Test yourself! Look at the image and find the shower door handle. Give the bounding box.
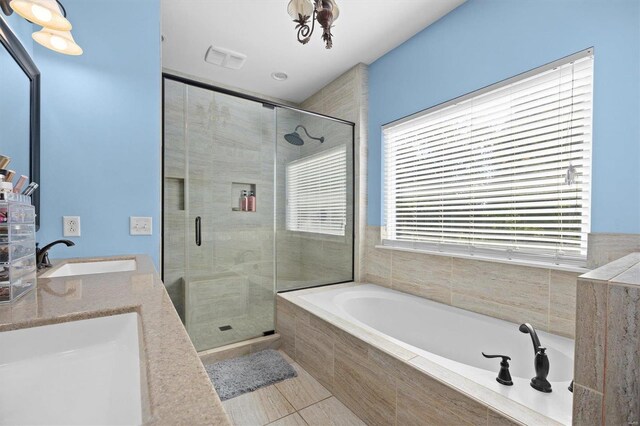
[195,216,202,246]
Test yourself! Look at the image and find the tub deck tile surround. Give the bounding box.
[603,280,640,425]
[0,255,230,425]
[574,280,608,392]
[574,252,640,425]
[276,284,564,426]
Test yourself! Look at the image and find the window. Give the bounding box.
[383,51,593,266]
[286,146,347,236]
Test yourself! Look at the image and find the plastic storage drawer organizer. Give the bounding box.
[0,193,36,303]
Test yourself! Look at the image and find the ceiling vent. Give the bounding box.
[204,46,247,70]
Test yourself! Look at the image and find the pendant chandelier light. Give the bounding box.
[32,27,82,55]
[288,0,339,49]
[1,0,83,55]
[9,0,70,30]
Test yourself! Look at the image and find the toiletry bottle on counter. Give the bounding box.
[0,176,12,195]
[248,191,256,212]
[0,178,13,224]
[240,190,248,211]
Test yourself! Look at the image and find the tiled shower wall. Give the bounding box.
[300,63,368,282]
[286,112,354,287]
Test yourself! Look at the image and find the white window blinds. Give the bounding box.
[383,52,593,265]
[287,146,347,236]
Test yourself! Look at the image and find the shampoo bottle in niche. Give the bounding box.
[248,191,256,212]
[240,190,248,211]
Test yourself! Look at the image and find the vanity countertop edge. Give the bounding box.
[0,254,230,426]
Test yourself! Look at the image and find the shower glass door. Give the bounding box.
[164,78,275,351]
[275,108,354,292]
[163,76,354,352]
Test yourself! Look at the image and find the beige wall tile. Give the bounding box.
[391,251,452,304]
[574,279,608,392]
[587,233,640,268]
[572,383,603,426]
[549,270,579,337]
[301,64,367,282]
[451,259,549,330]
[222,386,295,426]
[604,283,640,425]
[298,396,365,426]
[364,246,391,286]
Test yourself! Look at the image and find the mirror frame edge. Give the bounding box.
[0,15,41,230]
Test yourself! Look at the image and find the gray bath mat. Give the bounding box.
[205,349,297,401]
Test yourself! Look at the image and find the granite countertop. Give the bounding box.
[0,254,230,425]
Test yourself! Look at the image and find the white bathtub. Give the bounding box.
[299,284,574,425]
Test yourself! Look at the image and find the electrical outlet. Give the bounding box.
[130,216,152,235]
[63,216,81,237]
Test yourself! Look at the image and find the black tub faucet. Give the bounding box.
[36,240,75,269]
[482,353,513,386]
[519,323,552,393]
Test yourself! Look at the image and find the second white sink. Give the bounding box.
[43,259,137,278]
[0,313,143,425]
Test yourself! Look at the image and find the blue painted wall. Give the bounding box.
[7,0,162,264]
[368,0,640,233]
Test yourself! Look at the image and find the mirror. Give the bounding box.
[0,16,41,229]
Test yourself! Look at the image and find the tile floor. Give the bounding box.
[221,351,365,426]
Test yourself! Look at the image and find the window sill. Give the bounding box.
[286,230,348,243]
[374,244,590,274]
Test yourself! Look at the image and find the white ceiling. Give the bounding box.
[161,0,465,103]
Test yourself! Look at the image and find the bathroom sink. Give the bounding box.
[42,258,137,278]
[0,313,142,425]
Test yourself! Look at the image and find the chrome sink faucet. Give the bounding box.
[519,322,552,393]
[36,240,75,269]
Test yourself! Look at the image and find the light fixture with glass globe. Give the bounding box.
[288,0,339,49]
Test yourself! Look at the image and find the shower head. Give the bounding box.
[284,125,324,146]
[284,131,305,146]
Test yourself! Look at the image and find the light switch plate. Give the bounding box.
[130,217,152,236]
[63,216,81,237]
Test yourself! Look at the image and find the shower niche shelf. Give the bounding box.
[231,182,256,212]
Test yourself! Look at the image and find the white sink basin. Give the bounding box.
[43,259,137,278]
[0,313,143,425]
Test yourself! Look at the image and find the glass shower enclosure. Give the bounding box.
[162,75,354,352]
